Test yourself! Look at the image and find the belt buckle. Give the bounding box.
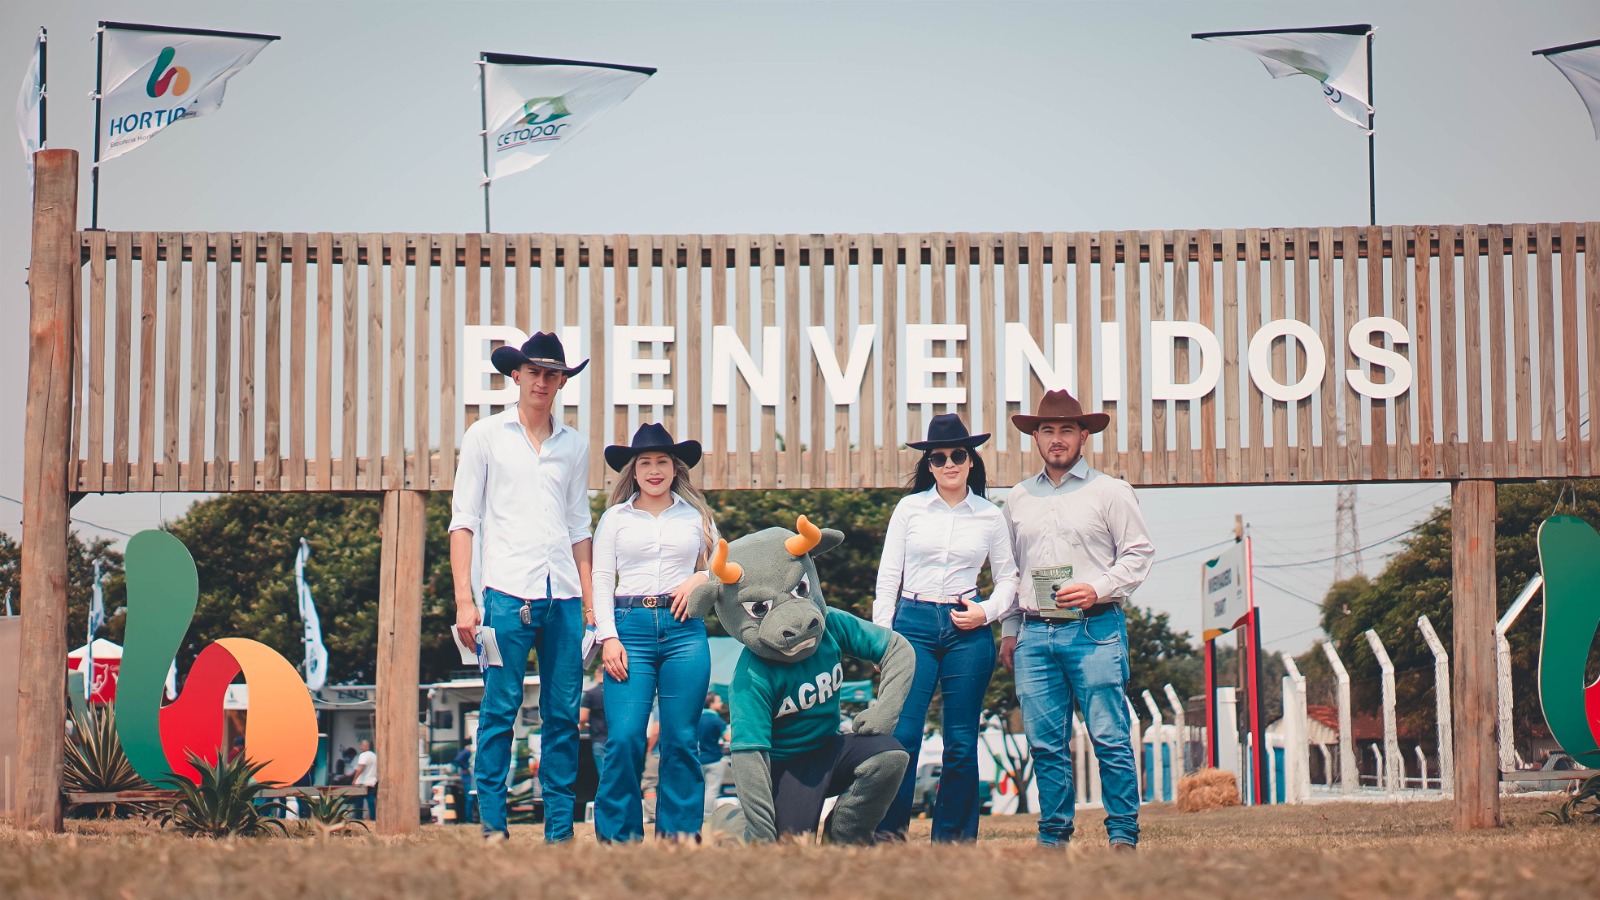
[641,595,662,609]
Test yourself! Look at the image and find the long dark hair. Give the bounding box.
[905,447,987,500]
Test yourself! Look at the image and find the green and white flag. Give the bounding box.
[480,53,655,182]
[1535,38,1600,140]
[98,22,277,162]
[15,27,43,177]
[1195,24,1373,131]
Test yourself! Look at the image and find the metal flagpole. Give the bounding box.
[1367,30,1376,226]
[91,24,105,229]
[479,57,492,233]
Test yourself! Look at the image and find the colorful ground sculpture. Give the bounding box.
[115,530,318,786]
[1534,515,1600,767]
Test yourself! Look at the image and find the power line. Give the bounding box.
[1254,574,1326,608]
[1256,509,1447,570]
[0,494,133,538]
[1151,538,1235,568]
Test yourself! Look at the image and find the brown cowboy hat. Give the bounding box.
[1011,389,1110,434]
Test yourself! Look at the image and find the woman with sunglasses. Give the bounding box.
[592,423,719,843]
[873,413,1020,842]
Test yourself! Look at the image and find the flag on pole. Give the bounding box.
[481,53,655,182]
[1535,38,1600,140]
[87,561,106,702]
[295,538,329,692]
[1194,24,1373,131]
[16,26,44,177]
[98,22,277,163]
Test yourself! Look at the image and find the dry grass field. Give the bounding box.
[4,795,1598,899]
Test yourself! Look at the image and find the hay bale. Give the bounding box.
[1176,768,1241,812]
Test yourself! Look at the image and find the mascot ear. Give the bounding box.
[813,528,846,557]
[688,580,722,620]
[691,538,740,619]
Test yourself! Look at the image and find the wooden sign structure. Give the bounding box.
[18,148,1597,833]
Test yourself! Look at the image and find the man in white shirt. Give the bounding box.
[352,739,378,820]
[1000,390,1154,852]
[450,331,594,842]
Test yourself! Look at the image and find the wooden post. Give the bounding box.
[18,149,78,833]
[1451,479,1501,829]
[375,489,426,834]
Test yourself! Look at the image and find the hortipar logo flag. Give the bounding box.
[1194,24,1373,131]
[481,53,655,181]
[98,22,278,162]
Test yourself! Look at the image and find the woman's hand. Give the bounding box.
[670,572,710,621]
[602,638,629,682]
[583,605,596,628]
[950,598,988,630]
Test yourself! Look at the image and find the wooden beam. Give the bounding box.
[19,149,78,833]
[375,489,426,834]
[1451,479,1501,830]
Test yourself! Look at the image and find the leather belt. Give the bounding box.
[901,589,979,605]
[1024,603,1115,624]
[614,594,671,609]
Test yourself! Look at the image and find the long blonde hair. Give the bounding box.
[608,455,719,566]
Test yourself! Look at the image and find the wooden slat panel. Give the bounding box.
[880,234,899,481]
[513,233,531,332]
[111,232,132,492]
[1292,227,1312,480]
[587,234,607,489]
[1535,223,1558,475]
[809,233,827,488]
[365,233,385,491]
[759,234,778,487]
[263,233,283,490]
[540,234,558,337]
[1123,230,1144,484]
[1220,229,1241,482]
[733,234,753,489]
[388,235,407,490]
[931,232,950,422]
[1316,227,1337,481]
[1172,229,1193,484]
[1003,233,1023,480]
[86,231,107,493]
[1343,227,1363,481]
[340,233,361,489]
[638,233,655,430]
[685,234,704,460]
[1196,229,1218,483]
[1412,225,1436,478]
[413,234,431,489]
[782,233,801,488]
[709,234,729,489]
[488,234,507,419]
[1392,226,1414,479]
[662,235,680,437]
[957,232,976,430]
[1244,227,1264,481]
[1461,225,1484,478]
[161,233,183,491]
[1266,228,1287,480]
[1439,225,1459,477]
[1148,229,1167,486]
[1486,225,1509,475]
[463,233,482,433]
[439,233,458,488]
[858,232,877,488]
[136,232,158,491]
[238,233,258,490]
[833,233,851,486]
[978,235,1001,482]
[1367,226,1390,481]
[212,233,233,491]
[562,234,582,432]
[186,231,208,492]
[1027,232,1046,430]
[1559,222,1580,475]
[1510,225,1533,475]
[1075,232,1096,481]
[306,233,325,491]
[1589,222,1600,475]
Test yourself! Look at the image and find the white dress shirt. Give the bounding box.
[1000,457,1155,638]
[591,492,714,642]
[448,408,592,601]
[873,488,1021,628]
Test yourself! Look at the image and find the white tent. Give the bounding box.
[67,638,123,662]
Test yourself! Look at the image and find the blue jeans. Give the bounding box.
[477,587,584,841]
[595,606,711,842]
[878,597,996,841]
[1014,608,1139,847]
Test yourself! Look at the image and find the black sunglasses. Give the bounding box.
[926,449,970,467]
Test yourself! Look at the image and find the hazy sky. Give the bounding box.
[4,0,1597,656]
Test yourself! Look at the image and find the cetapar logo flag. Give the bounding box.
[98,22,278,162]
[481,53,655,182]
[1536,39,1600,140]
[1195,25,1373,131]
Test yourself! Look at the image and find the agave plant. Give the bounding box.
[63,707,152,819]
[296,789,369,836]
[155,751,291,838]
[1541,772,1600,825]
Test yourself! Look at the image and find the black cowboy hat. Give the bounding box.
[605,422,703,472]
[490,331,589,377]
[906,413,991,451]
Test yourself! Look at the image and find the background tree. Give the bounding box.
[0,530,125,649]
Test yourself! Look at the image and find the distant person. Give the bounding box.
[352,739,378,820]
[455,744,477,824]
[332,746,357,785]
[228,736,245,763]
[581,682,609,774]
[698,693,730,814]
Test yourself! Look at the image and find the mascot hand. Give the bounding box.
[851,702,898,736]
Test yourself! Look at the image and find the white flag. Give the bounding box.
[1195,25,1373,131]
[89,560,106,637]
[165,660,178,701]
[98,22,277,163]
[16,27,43,177]
[481,53,655,182]
[1536,39,1600,140]
[295,538,329,692]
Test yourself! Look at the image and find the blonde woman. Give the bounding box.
[592,423,718,842]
